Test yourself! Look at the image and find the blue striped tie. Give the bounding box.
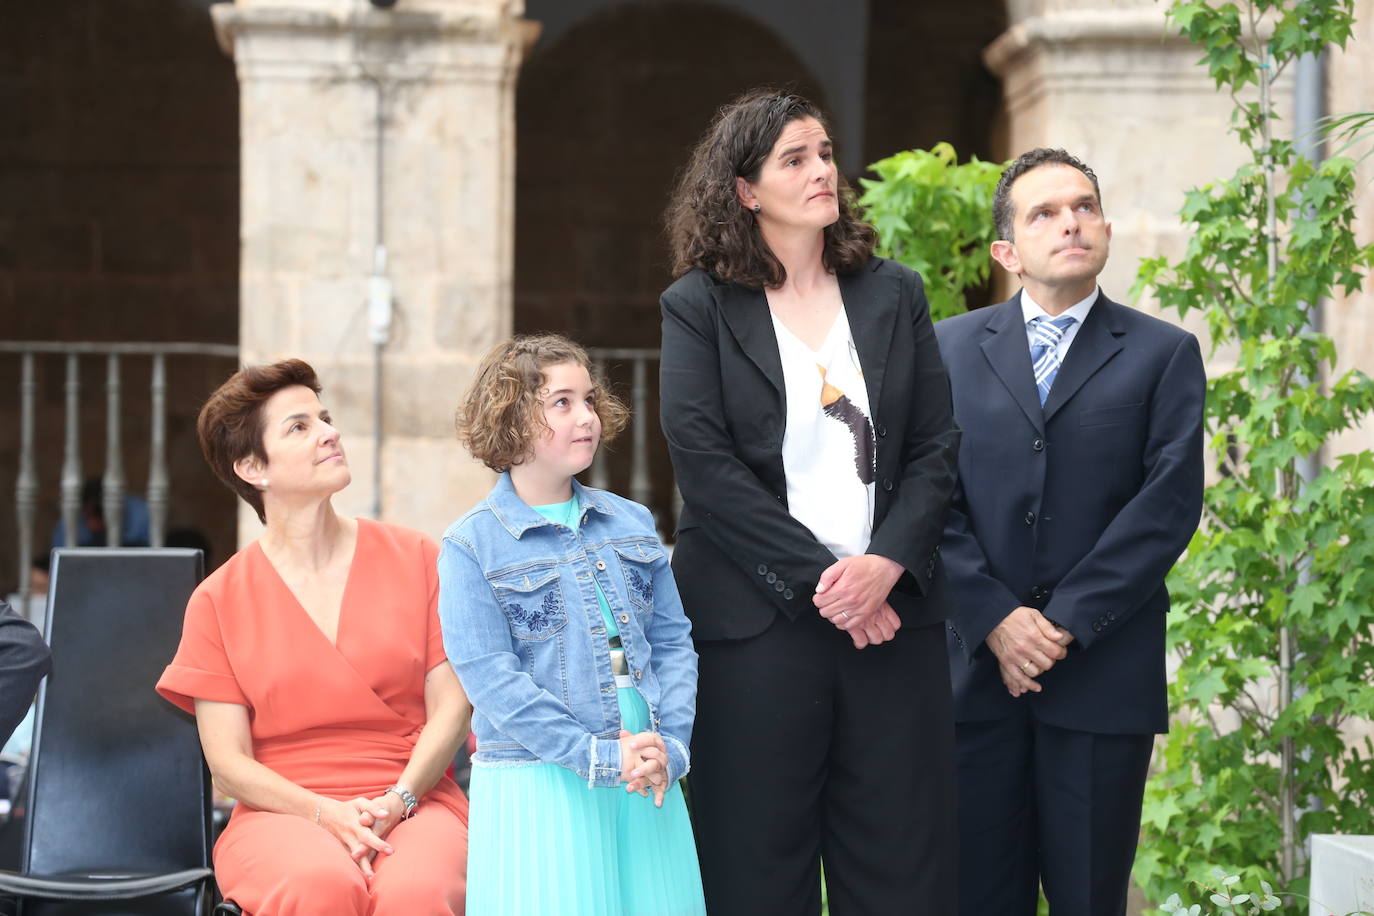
[1028,315,1077,405]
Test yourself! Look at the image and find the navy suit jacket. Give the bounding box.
[935,291,1204,735]
[661,258,961,642]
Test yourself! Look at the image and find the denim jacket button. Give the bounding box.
[619,614,629,624]
[634,669,642,680]
[595,560,607,571]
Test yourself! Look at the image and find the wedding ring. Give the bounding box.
[841,611,852,621]
[1021,660,1032,671]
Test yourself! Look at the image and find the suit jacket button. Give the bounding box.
[876,424,888,438]
[774,580,786,593]
[1106,611,1116,621]
[757,564,768,576]
[1092,622,1102,632]
[882,478,894,492]
[766,572,777,584]
[783,588,794,600]
[1033,437,1045,451]
[1024,511,1036,526]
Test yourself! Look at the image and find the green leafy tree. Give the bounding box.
[1131,0,1374,907]
[857,142,1006,320]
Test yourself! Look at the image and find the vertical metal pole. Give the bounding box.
[629,356,651,509]
[15,353,38,620]
[372,344,384,519]
[103,354,126,547]
[60,354,82,548]
[1258,38,1296,887]
[588,357,610,490]
[148,353,169,548]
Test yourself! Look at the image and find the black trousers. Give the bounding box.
[954,711,1154,916]
[687,611,957,916]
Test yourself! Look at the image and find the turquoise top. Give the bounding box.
[532,495,618,639]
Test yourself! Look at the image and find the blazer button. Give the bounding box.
[774,580,786,593]
[1092,621,1103,633]
[783,588,794,600]
[1024,511,1036,526]
[766,572,777,584]
[1030,585,1047,600]
[1106,611,1116,621]
[757,564,768,576]
[876,424,888,438]
[1032,437,1045,452]
[882,478,894,492]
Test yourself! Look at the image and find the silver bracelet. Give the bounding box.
[313,802,321,825]
[384,785,419,819]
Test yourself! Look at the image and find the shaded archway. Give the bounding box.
[515,2,827,347]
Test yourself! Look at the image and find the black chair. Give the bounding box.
[0,549,213,916]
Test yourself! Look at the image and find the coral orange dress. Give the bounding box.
[157,519,468,916]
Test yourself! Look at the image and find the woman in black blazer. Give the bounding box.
[659,88,962,915]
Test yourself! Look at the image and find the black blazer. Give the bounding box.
[659,257,961,642]
[935,291,1205,735]
[1,599,50,744]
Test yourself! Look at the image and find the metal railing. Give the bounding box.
[1,342,239,619]
[586,347,681,532]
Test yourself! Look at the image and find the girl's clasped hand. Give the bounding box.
[620,728,670,805]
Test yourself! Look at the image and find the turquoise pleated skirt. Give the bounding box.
[465,685,706,916]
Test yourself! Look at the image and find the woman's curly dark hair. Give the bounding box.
[665,87,876,289]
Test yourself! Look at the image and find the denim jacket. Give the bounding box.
[438,473,698,787]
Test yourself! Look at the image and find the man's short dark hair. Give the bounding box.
[993,148,1102,242]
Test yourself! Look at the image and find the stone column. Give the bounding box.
[984,0,1290,312]
[212,0,536,543]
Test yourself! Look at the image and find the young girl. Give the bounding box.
[438,334,705,916]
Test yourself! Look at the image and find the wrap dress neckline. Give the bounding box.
[250,521,361,650]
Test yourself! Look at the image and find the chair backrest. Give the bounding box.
[22,549,209,880]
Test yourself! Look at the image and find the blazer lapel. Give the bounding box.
[717,282,785,395]
[979,295,1045,434]
[1042,293,1125,422]
[842,262,898,413]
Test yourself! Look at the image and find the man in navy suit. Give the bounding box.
[935,148,1205,915]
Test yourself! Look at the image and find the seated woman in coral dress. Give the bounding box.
[156,359,470,916]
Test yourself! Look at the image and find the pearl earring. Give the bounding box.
[260,479,269,488]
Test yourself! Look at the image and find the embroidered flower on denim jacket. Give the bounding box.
[506,590,563,634]
[627,568,653,606]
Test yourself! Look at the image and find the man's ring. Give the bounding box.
[841,611,852,621]
[1021,660,1032,672]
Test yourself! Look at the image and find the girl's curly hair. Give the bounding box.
[456,334,629,473]
[664,87,876,289]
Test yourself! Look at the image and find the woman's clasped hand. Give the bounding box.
[813,553,905,648]
[316,796,399,879]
